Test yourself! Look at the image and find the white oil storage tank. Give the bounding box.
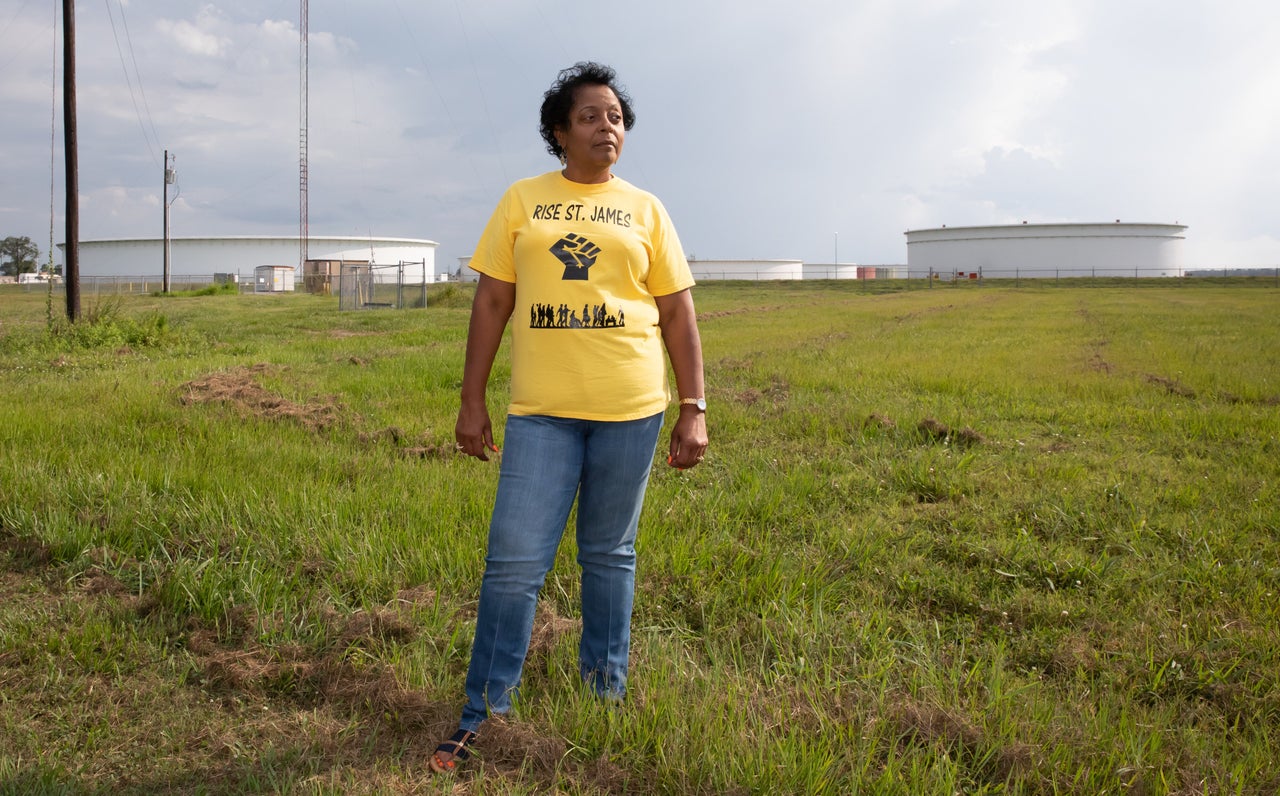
[904,222,1187,278]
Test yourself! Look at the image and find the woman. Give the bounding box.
[431,61,708,773]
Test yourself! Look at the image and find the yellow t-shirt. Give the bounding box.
[470,171,694,420]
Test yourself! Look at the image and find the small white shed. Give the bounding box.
[255,265,296,293]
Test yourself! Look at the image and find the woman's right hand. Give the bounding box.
[455,400,498,461]
[455,274,515,462]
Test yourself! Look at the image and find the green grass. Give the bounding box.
[1,280,1278,794]
[155,281,242,298]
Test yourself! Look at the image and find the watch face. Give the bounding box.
[695,398,706,411]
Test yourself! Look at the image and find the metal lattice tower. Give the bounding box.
[298,0,309,270]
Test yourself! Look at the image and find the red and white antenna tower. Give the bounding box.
[298,0,309,270]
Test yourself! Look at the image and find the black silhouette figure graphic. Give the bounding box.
[550,234,601,280]
[529,301,625,329]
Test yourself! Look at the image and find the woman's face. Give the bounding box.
[554,84,626,173]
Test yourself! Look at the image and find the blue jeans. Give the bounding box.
[459,411,664,732]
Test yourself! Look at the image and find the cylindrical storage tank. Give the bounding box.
[63,236,438,282]
[904,223,1187,278]
[687,259,804,281]
[456,256,479,282]
[802,263,861,280]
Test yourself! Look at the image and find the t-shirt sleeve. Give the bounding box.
[469,188,518,283]
[643,196,695,297]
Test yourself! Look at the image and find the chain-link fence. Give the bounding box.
[683,264,1280,286]
[908,266,1280,288]
[12,275,246,295]
[9,260,446,302]
[10,265,1278,297]
[337,261,430,310]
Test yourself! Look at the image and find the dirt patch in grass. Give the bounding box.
[179,364,346,431]
[180,367,459,457]
[889,696,1034,784]
[326,330,384,339]
[1148,378,1280,407]
[357,425,409,446]
[191,629,430,725]
[0,539,612,791]
[728,375,790,409]
[697,305,784,321]
[170,588,640,790]
[1087,340,1113,373]
[865,412,897,431]
[917,417,986,447]
[0,531,54,571]
[1043,437,1073,454]
[1218,390,1280,407]
[1077,308,1118,374]
[1141,372,1280,407]
[892,303,957,324]
[860,413,987,447]
[356,425,457,459]
[1145,373,1196,399]
[1218,390,1243,404]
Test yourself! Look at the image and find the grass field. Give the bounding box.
[1,280,1278,794]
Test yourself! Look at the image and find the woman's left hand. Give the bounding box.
[655,288,708,471]
[667,407,708,469]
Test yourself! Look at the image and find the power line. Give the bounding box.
[115,0,162,161]
[0,0,47,74]
[389,0,496,194]
[450,0,507,187]
[103,0,161,167]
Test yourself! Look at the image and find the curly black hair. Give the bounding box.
[539,62,636,161]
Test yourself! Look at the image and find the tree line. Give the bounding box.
[1,236,59,278]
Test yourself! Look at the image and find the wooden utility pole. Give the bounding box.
[62,0,80,321]
[163,150,173,293]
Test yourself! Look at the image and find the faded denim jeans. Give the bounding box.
[459,411,663,732]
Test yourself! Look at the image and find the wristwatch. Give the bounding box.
[680,397,706,411]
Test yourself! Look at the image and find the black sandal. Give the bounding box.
[429,728,477,773]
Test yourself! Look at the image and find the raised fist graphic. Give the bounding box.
[550,234,601,280]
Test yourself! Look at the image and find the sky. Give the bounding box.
[1,0,1278,272]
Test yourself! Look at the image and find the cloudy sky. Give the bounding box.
[2,0,1278,271]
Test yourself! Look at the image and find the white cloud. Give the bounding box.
[155,18,229,58]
